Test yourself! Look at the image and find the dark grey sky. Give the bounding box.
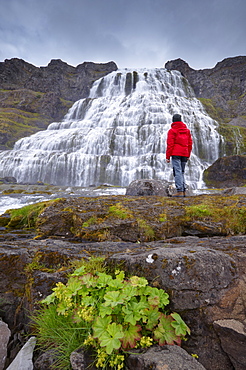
[0,0,245,70]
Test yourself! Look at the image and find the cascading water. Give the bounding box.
[0,68,223,188]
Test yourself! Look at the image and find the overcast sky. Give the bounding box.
[0,0,245,70]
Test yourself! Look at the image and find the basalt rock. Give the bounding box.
[203,155,246,187]
[0,234,245,370]
[0,58,118,103]
[0,58,117,148]
[125,179,169,196]
[165,56,246,127]
[126,345,206,370]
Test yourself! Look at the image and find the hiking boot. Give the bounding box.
[172,191,184,197]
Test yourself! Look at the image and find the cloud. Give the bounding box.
[0,0,245,69]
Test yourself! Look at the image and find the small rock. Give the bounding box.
[214,319,246,370]
[0,320,11,370]
[126,345,206,370]
[6,336,36,370]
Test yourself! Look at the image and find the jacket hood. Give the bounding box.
[171,121,187,129]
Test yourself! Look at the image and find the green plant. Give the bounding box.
[8,202,47,228]
[32,257,190,369]
[185,204,212,218]
[137,218,155,240]
[82,216,97,227]
[159,213,167,222]
[108,203,131,220]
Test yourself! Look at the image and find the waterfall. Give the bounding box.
[0,68,223,188]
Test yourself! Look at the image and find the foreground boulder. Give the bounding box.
[126,179,169,196]
[0,234,245,369]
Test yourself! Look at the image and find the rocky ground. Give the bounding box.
[0,181,246,369]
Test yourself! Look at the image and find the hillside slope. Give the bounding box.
[0,58,117,148]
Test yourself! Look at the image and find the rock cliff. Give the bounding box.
[0,58,117,148]
[165,56,246,155]
[165,56,246,128]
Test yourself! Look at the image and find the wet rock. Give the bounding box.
[165,56,246,127]
[203,155,246,188]
[126,345,206,370]
[126,179,169,196]
[0,320,11,370]
[222,186,246,195]
[0,177,17,184]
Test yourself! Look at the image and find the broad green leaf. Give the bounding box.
[148,294,160,307]
[104,290,124,307]
[71,265,86,276]
[41,293,56,305]
[122,301,148,325]
[93,315,112,339]
[130,276,148,287]
[144,307,160,330]
[66,277,83,295]
[115,270,125,281]
[121,324,142,349]
[147,287,169,308]
[56,301,70,315]
[99,322,124,354]
[153,314,177,345]
[108,278,125,289]
[96,272,113,287]
[99,304,113,318]
[80,273,97,288]
[171,312,191,336]
[81,295,95,306]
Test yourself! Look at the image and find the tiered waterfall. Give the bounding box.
[0,68,223,188]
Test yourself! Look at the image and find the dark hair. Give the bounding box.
[172,114,181,122]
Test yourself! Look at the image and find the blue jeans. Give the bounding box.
[171,156,188,192]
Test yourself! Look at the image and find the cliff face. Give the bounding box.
[165,56,246,127]
[1,56,246,154]
[0,58,117,149]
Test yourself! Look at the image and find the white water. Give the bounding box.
[0,68,223,188]
[0,186,126,215]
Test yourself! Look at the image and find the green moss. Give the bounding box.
[183,197,246,234]
[82,216,97,227]
[137,218,155,240]
[159,212,167,222]
[199,98,223,122]
[7,199,59,229]
[108,203,132,220]
[218,124,246,155]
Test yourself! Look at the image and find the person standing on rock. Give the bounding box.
[166,114,192,197]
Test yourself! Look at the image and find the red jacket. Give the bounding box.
[166,121,192,160]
